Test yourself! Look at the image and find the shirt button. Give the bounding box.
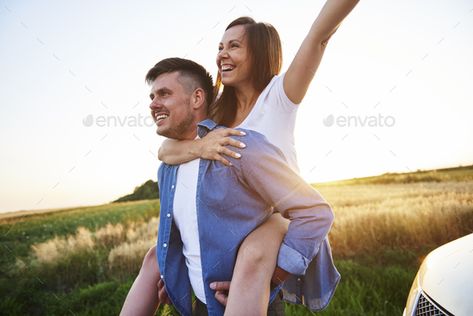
[171,185,175,189]
[163,243,167,248]
[166,213,171,218]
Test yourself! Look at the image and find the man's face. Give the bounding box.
[149,72,195,140]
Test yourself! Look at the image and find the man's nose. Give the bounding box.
[149,99,161,110]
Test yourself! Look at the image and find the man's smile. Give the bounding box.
[152,111,169,125]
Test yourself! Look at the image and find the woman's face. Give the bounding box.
[216,25,252,88]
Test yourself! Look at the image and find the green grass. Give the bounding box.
[286,259,415,316]
[1,166,471,315]
[283,248,422,316]
[0,200,160,316]
[317,165,473,186]
[0,198,425,316]
[0,200,159,269]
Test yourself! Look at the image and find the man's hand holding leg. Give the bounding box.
[157,278,171,305]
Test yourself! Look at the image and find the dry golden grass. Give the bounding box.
[316,181,473,257]
[124,217,159,243]
[107,217,159,274]
[95,222,126,247]
[27,181,472,272]
[107,239,156,274]
[29,218,158,270]
[31,227,95,264]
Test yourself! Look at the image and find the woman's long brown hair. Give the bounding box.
[209,17,282,126]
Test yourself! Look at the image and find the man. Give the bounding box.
[147,58,334,315]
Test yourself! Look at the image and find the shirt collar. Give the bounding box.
[197,119,218,138]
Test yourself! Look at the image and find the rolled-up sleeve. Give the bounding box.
[277,206,333,275]
[239,132,334,275]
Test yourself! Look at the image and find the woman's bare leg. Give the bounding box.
[120,245,161,316]
[224,213,289,316]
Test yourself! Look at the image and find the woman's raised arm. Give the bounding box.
[158,128,246,166]
[284,0,360,104]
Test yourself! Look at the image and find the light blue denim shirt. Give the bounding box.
[156,119,340,315]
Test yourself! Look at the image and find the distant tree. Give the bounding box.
[114,180,159,202]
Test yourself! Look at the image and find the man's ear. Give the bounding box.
[191,88,206,110]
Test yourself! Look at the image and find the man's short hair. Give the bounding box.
[146,58,214,107]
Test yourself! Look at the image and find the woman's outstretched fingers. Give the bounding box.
[214,154,232,167]
[222,137,246,149]
[225,128,246,137]
[221,147,241,159]
[199,128,246,164]
[220,129,246,147]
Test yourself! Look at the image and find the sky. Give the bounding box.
[0,0,472,213]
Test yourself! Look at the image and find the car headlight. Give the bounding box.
[403,270,422,316]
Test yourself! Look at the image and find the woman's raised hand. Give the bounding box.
[198,128,246,166]
[284,0,359,104]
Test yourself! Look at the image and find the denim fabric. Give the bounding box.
[156,119,340,315]
[192,291,285,316]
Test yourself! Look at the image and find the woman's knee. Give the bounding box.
[240,214,288,253]
[235,242,279,283]
[267,213,289,236]
[238,240,266,265]
[237,233,281,268]
[235,214,289,271]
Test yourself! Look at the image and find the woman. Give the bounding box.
[121,1,359,315]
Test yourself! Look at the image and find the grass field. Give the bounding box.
[1,166,472,315]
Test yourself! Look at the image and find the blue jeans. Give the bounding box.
[192,291,285,316]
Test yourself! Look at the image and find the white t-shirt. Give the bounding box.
[237,73,299,172]
[172,158,206,303]
[173,73,299,305]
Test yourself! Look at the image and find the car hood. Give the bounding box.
[419,233,473,315]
